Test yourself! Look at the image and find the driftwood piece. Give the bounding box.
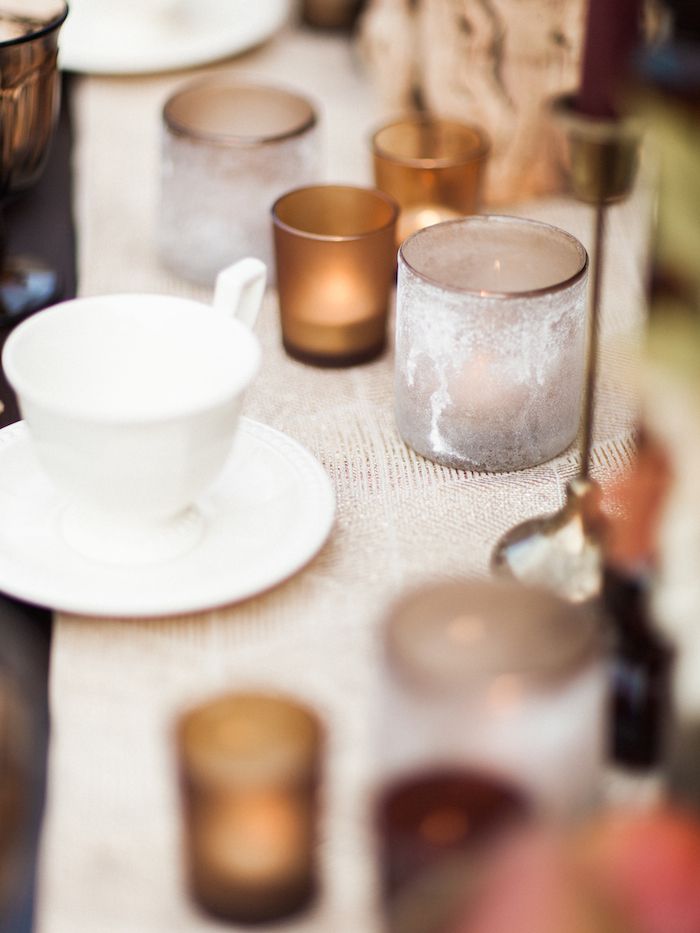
[359,0,586,205]
[357,0,419,112]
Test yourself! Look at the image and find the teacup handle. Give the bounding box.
[213,258,267,330]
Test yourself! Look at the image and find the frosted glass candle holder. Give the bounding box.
[159,77,320,286]
[378,580,607,816]
[395,215,588,472]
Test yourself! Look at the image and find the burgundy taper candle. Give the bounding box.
[578,0,643,118]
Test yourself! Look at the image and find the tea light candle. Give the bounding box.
[176,693,323,924]
[396,204,462,245]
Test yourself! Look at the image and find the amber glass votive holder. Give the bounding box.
[272,184,399,366]
[176,692,323,924]
[371,117,490,243]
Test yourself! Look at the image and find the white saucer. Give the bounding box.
[59,0,291,76]
[0,419,335,617]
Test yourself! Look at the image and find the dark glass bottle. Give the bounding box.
[663,0,700,40]
[604,568,674,772]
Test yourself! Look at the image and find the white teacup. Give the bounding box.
[3,258,266,565]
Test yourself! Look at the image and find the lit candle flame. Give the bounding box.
[397,204,463,244]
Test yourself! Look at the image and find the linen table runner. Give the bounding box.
[37,30,643,933]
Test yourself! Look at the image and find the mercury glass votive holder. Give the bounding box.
[371,117,490,243]
[159,77,320,285]
[176,692,323,925]
[272,184,399,366]
[395,215,588,472]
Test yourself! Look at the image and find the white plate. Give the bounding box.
[0,419,335,617]
[59,0,291,75]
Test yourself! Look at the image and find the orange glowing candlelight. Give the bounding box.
[396,203,463,245]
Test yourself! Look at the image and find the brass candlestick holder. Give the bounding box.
[492,95,642,602]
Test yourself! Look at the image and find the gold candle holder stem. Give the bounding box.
[556,92,641,480]
[491,97,642,602]
[580,200,607,481]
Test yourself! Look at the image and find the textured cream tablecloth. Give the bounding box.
[36,26,644,933]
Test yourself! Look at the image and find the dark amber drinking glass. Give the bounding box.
[0,1,68,322]
[372,117,489,243]
[272,184,398,366]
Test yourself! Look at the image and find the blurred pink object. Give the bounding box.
[452,827,624,933]
[575,808,700,933]
[451,807,700,933]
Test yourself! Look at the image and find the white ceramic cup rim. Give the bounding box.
[3,293,261,424]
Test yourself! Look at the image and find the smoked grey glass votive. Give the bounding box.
[395,216,588,472]
[159,77,320,285]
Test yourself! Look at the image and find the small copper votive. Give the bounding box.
[272,184,399,366]
[176,692,323,924]
[371,117,490,242]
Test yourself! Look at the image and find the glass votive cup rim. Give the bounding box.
[399,214,589,300]
[163,76,318,148]
[383,580,604,697]
[371,116,491,171]
[0,1,68,46]
[176,691,323,789]
[271,183,400,243]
